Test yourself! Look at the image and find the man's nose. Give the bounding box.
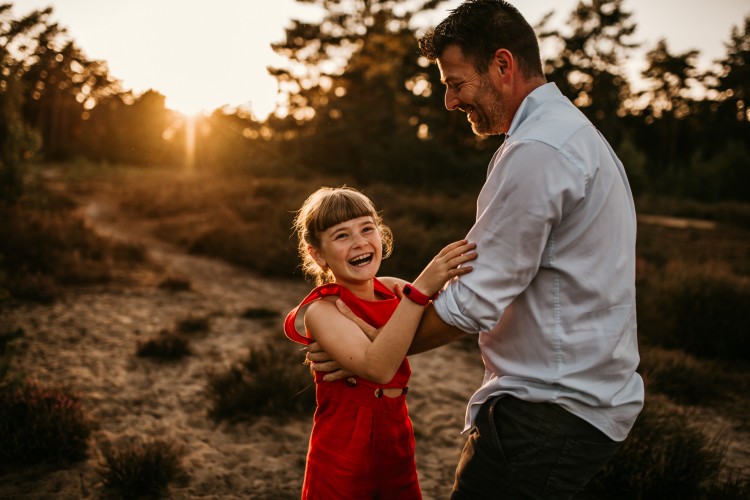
[445,88,461,111]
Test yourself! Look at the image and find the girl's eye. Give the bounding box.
[334,233,348,240]
[362,226,374,233]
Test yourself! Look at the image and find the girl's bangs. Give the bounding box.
[314,192,374,232]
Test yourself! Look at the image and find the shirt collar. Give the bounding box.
[506,82,560,138]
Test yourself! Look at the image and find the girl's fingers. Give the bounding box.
[440,243,476,262]
[438,240,472,256]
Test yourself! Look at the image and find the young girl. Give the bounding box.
[284,186,476,500]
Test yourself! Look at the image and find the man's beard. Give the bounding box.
[469,74,505,136]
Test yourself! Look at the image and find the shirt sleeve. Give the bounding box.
[433,139,588,333]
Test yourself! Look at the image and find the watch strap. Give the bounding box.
[402,283,437,306]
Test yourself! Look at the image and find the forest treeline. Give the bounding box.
[1,0,749,202]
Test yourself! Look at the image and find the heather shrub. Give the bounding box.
[113,170,313,279]
[0,182,145,302]
[0,379,91,466]
[636,195,750,229]
[584,395,726,498]
[208,341,315,420]
[174,314,211,334]
[0,327,24,382]
[136,329,191,360]
[638,347,732,405]
[241,307,279,320]
[157,274,192,291]
[701,474,750,500]
[637,262,750,361]
[98,436,183,498]
[365,183,475,280]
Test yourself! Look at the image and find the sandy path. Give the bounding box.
[0,194,483,499]
[4,184,746,498]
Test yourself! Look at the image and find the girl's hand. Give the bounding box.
[412,240,477,298]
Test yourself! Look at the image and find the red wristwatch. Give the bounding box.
[402,283,438,306]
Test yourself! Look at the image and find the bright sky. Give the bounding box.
[9,0,749,118]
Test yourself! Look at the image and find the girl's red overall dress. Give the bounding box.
[285,278,421,500]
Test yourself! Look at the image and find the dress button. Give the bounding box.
[346,377,357,387]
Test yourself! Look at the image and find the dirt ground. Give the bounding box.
[1,175,748,498]
[0,185,483,499]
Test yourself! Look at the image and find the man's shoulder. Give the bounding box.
[505,84,590,148]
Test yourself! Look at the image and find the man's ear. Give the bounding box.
[308,244,326,269]
[493,48,513,78]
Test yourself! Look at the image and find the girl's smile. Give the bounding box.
[309,215,383,297]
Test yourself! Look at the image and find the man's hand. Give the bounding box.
[305,298,381,382]
[335,299,380,341]
[306,341,354,382]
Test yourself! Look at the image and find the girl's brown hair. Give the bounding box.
[293,187,393,285]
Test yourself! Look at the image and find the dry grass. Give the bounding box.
[0,379,92,468]
[98,436,184,498]
[5,162,749,497]
[135,329,192,360]
[207,342,315,421]
[0,177,145,304]
[584,395,736,499]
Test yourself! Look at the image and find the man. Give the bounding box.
[309,1,644,497]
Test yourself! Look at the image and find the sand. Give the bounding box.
[0,194,482,499]
[2,184,748,499]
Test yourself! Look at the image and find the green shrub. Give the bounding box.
[136,330,191,360]
[98,436,183,498]
[0,379,91,466]
[585,395,726,498]
[208,342,315,420]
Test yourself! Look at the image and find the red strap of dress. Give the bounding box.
[283,283,342,345]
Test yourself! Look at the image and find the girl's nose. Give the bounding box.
[352,231,371,247]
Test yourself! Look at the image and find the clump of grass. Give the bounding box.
[98,436,183,499]
[639,346,732,406]
[585,395,727,498]
[174,314,211,334]
[241,307,278,320]
[207,342,315,421]
[0,379,91,466]
[136,329,191,360]
[157,275,192,292]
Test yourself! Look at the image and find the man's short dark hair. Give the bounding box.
[418,0,544,78]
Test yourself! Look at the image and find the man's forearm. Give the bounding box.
[407,304,468,355]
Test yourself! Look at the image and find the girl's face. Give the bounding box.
[309,215,383,289]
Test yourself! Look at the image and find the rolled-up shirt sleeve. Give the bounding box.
[433,139,587,334]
